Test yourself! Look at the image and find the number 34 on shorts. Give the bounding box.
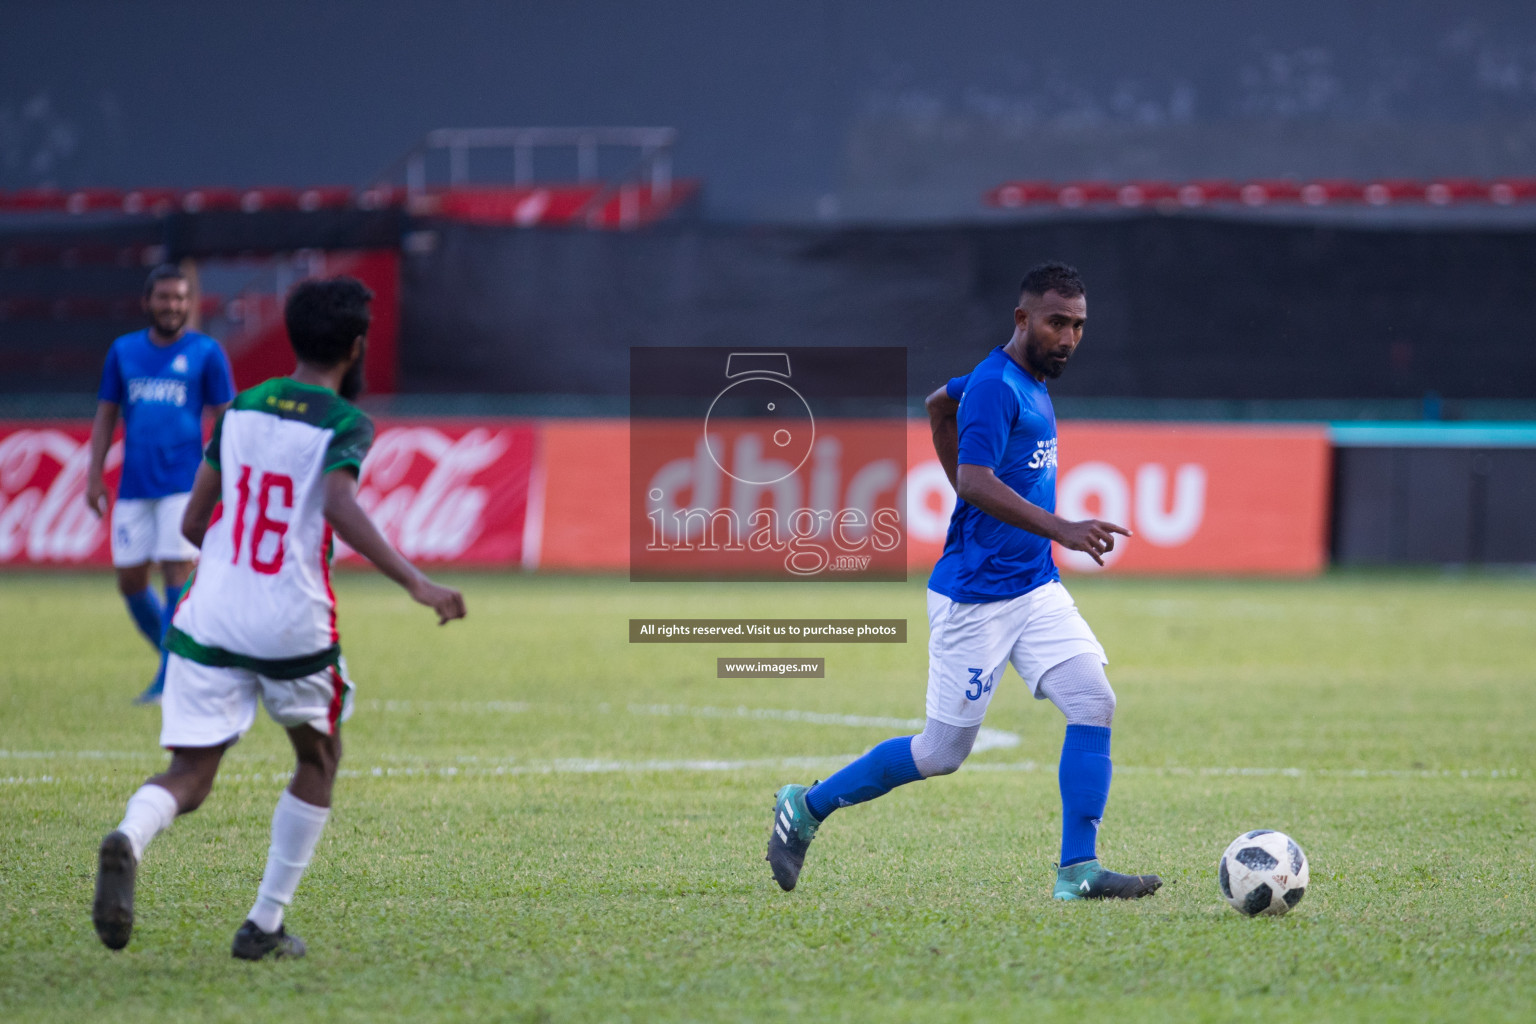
[964,667,997,701]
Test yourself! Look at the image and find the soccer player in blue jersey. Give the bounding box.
[86,265,235,703]
[766,262,1162,901]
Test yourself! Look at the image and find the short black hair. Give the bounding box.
[1019,261,1085,301]
[284,276,373,367]
[143,263,188,298]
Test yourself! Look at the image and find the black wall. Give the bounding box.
[10,211,1536,401]
[1333,447,1536,564]
[401,216,1536,400]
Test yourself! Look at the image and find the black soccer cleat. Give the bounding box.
[765,783,821,892]
[92,830,137,950]
[1053,859,1163,900]
[231,919,307,961]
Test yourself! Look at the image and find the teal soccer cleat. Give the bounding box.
[765,783,821,891]
[1053,859,1162,901]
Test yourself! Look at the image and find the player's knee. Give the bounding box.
[165,768,216,812]
[1042,655,1118,728]
[116,568,150,596]
[323,743,342,779]
[295,733,342,778]
[161,747,223,811]
[304,749,340,781]
[918,747,969,777]
[1099,687,1118,727]
[911,723,978,778]
[1080,682,1116,728]
[158,560,193,590]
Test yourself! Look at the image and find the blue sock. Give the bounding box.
[1059,724,1113,867]
[161,583,184,641]
[123,589,163,648]
[156,583,185,681]
[805,736,922,821]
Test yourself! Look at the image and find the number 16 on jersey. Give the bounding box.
[230,465,295,575]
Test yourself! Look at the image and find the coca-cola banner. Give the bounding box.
[341,421,536,567]
[0,420,536,568]
[0,424,120,564]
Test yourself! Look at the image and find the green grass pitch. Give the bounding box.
[1,571,1532,1022]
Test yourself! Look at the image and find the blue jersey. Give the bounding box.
[927,346,1060,603]
[98,329,235,500]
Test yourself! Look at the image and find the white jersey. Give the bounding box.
[167,377,373,679]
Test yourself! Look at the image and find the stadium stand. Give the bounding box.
[0,127,700,398]
[986,176,1536,210]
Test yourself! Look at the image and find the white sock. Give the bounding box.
[116,784,179,862]
[248,790,330,933]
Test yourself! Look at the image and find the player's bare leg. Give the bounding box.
[233,724,340,961]
[146,743,229,811]
[93,743,230,950]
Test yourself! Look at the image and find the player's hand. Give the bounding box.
[1055,518,1131,566]
[85,476,109,519]
[409,577,466,625]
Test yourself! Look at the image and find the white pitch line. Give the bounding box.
[0,749,157,760]
[0,758,1519,787]
[0,707,1518,785]
[626,701,922,731]
[359,699,533,714]
[959,762,1521,780]
[623,702,1021,755]
[352,698,1025,753]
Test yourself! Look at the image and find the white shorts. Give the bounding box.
[159,653,356,749]
[925,581,1106,728]
[111,495,199,567]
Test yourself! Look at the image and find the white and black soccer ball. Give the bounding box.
[1219,830,1309,916]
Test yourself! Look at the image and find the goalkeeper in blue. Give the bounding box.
[767,262,1161,901]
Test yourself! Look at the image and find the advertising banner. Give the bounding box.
[338,421,536,568]
[629,346,909,582]
[540,419,1331,575]
[3,418,1327,574]
[0,420,536,568]
[905,421,1332,575]
[0,423,115,566]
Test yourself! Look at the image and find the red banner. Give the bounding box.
[629,418,906,580]
[3,418,1328,574]
[340,421,536,567]
[0,420,535,568]
[0,423,117,565]
[905,421,1331,575]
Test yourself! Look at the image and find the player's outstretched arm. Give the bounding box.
[181,461,222,548]
[84,400,120,518]
[321,469,467,625]
[955,463,1130,566]
[925,385,961,488]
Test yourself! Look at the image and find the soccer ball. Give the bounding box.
[1219,830,1309,916]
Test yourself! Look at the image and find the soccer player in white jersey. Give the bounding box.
[92,277,467,959]
[766,262,1162,901]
